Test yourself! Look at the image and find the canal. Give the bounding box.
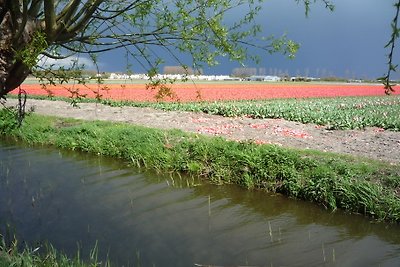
[1,139,400,266]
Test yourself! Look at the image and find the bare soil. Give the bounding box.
[5,99,400,164]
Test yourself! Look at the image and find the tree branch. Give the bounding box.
[40,51,75,59]
[14,0,29,45]
[381,0,400,95]
[66,0,103,34]
[43,0,56,39]
[56,0,81,27]
[92,0,143,20]
[28,0,44,17]
[8,0,23,30]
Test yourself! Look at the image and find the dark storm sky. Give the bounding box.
[96,0,399,79]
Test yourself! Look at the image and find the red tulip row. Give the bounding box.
[13,82,399,102]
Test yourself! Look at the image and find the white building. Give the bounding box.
[248,75,281,82]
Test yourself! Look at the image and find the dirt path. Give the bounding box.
[4,99,400,164]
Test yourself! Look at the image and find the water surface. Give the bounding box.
[1,139,400,267]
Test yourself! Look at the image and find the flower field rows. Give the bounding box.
[11,82,400,131]
[13,82,399,102]
[150,96,400,130]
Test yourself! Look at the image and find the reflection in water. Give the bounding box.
[1,138,400,267]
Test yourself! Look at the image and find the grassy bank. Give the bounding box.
[1,108,400,223]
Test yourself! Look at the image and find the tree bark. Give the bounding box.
[0,7,39,99]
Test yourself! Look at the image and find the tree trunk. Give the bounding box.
[0,8,39,99]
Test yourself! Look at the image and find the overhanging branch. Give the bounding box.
[43,0,56,39]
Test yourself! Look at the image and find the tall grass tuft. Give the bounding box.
[0,235,110,267]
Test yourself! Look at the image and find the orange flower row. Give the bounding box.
[12,82,399,102]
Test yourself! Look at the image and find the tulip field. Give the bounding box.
[154,96,400,130]
[12,81,400,131]
[13,81,399,102]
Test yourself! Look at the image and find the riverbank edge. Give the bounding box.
[1,108,400,265]
[1,108,400,222]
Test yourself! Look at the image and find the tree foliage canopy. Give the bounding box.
[0,0,398,99]
[0,0,303,99]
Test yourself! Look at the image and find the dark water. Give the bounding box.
[1,139,400,267]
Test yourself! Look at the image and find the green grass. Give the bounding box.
[1,107,399,222]
[17,94,400,131]
[0,237,109,267]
